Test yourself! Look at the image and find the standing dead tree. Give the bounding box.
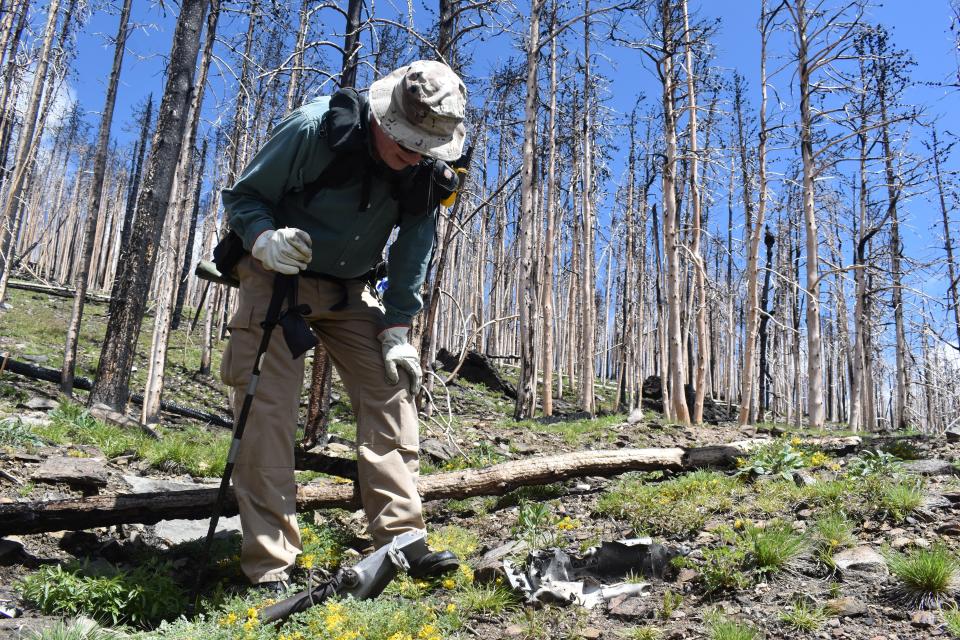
[89,0,210,410]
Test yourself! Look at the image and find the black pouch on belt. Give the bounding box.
[212,230,247,278]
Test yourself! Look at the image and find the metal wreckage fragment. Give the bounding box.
[260,530,426,623]
[504,538,683,608]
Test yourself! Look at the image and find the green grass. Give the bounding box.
[20,562,185,629]
[705,611,759,640]
[597,470,740,537]
[619,627,663,640]
[0,416,45,447]
[30,400,229,477]
[880,479,926,523]
[506,413,627,446]
[779,600,826,631]
[812,511,857,566]
[742,520,806,575]
[454,582,518,614]
[942,604,960,637]
[886,545,960,608]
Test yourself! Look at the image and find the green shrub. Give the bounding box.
[20,562,186,628]
[280,596,450,640]
[886,545,960,608]
[742,520,806,575]
[298,519,353,572]
[513,500,559,549]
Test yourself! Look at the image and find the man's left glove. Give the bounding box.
[378,327,422,395]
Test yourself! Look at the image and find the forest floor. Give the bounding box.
[0,286,959,639]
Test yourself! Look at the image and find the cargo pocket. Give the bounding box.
[219,300,259,388]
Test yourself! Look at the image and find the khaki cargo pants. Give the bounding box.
[220,255,425,584]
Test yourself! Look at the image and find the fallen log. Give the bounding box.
[0,448,685,535]
[0,437,868,536]
[6,279,111,305]
[0,356,232,428]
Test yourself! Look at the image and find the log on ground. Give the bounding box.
[0,448,685,536]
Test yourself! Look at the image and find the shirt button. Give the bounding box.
[339,261,346,266]
[354,235,360,240]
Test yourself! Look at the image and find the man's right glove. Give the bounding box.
[378,327,422,395]
[251,228,312,274]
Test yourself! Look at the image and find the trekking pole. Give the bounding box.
[189,273,301,613]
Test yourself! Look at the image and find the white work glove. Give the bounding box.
[378,327,422,395]
[251,228,312,274]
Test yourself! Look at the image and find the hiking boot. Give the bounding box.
[254,578,291,596]
[402,536,460,579]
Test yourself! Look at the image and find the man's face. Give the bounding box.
[370,115,423,171]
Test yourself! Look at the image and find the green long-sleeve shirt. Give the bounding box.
[221,96,436,327]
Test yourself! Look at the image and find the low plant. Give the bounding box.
[0,416,44,448]
[297,519,353,572]
[25,617,127,640]
[736,440,807,480]
[813,511,856,553]
[696,545,751,594]
[620,627,662,640]
[660,588,682,619]
[20,562,185,628]
[741,520,806,575]
[779,600,827,631]
[880,479,925,523]
[455,582,518,614]
[886,545,960,608]
[597,470,739,537]
[942,603,960,637]
[514,500,559,549]
[705,611,759,640]
[847,449,901,477]
[279,597,449,640]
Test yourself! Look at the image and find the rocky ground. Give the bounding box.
[0,291,959,638]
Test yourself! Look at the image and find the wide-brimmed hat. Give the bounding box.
[368,60,467,161]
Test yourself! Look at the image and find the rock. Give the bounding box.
[32,456,108,488]
[420,438,458,462]
[122,475,199,493]
[22,396,57,411]
[826,596,868,617]
[922,494,953,510]
[910,610,937,628]
[676,568,698,584]
[153,515,242,547]
[832,546,888,577]
[937,522,960,536]
[627,408,644,425]
[581,628,602,639]
[607,596,654,619]
[890,537,912,550]
[913,538,930,549]
[475,540,527,584]
[793,471,818,487]
[901,459,958,477]
[505,625,525,637]
[21,354,48,364]
[946,427,960,443]
[0,538,23,559]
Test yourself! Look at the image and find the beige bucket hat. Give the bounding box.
[368,60,467,161]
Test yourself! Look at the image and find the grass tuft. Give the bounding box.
[24,617,127,640]
[880,479,925,523]
[779,600,827,631]
[886,545,960,608]
[705,611,759,640]
[742,520,806,575]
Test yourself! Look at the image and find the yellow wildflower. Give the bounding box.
[246,607,258,620]
[219,612,238,627]
[298,553,316,569]
[791,437,802,446]
[442,578,456,589]
[446,603,457,613]
[418,624,438,638]
[556,516,580,531]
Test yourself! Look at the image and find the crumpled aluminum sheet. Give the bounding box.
[503,538,680,608]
